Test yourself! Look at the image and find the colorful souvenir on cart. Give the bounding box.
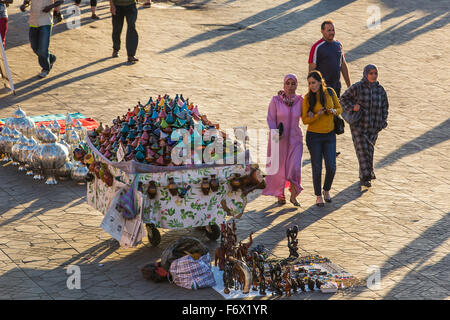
[147,181,158,199]
[230,173,242,191]
[201,177,210,195]
[168,177,178,196]
[210,174,219,192]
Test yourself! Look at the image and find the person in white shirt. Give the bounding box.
[27,0,63,78]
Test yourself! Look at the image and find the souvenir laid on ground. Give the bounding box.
[85,94,266,247]
[211,222,361,299]
[0,106,99,184]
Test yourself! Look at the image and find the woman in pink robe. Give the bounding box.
[262,74,304,206]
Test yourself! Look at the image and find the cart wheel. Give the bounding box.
[146,224,161,246]
[204,223,221,241]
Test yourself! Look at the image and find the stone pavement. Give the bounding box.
[0,0,449,300]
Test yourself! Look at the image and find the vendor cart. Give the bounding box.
[85,136,258,247]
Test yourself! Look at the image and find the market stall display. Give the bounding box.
[0,107,100,184]
[84,94,266,246]
[211,221,361,298]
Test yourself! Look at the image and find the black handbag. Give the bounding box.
[277,122,284,137]
[326,88,345,135]
[334,114,345,135]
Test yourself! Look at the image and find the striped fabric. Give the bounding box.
[308,39,325,64]
[169,253,216,290]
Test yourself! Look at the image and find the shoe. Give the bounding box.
[277,196,286,205]
[127,56,139,64]
[360,179,372,187]
[50,56,56,70]
[143,1,151,7]
[316,197,324,207]
[371,172,376,180]
[112,50,119,58]
[53,11,63,24]
[290,199,301,207]
[336,151,341,158]
[322,190,332,203]
[91,14,100,20]
[38,70,49,78]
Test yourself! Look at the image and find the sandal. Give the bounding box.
[316,196,324,207]
[322,190,332,203]
[360,178,371,187]
[277,196,286,205]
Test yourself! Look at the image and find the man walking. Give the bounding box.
[308,20,351,98]
[110,0,139,64]
[28,0,63,78]
[308,20,350,157]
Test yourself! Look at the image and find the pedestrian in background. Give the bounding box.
[340,64,389,187]
[75,0,100,20]
[28,0,63,78]
[110,0,139,64]
[0,0,12,47]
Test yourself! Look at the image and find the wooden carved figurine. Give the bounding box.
[297,276,306,292]
[214,227,226,271]
[255,253,266,296]
[287,225,299,259]
[282,266,292,297]
[223,261,234,294]
[307,277,315,291]
[270,263,283,296]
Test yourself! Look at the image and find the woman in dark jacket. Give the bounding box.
[340,64,389,187]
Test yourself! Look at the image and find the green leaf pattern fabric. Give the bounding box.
[87,152,250,230]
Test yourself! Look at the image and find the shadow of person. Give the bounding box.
[376,118,450,169]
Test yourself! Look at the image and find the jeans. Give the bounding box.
[112,3,138,57]
[306,131,336,196]
[29,25,55,72]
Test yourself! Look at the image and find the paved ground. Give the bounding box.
[0,0,449,300]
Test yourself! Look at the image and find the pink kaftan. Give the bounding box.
[262,95,304,198]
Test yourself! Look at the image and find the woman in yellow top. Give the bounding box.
[302,70,342,207]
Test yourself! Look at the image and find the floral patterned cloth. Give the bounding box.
[86,151,250,230]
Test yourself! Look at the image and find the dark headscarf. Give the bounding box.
[362,64,378,87]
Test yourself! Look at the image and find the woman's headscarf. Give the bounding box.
[362,64,378,87]
[284,74,298,85]
[278,74,298,107]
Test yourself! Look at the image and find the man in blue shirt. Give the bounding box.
[308,20,351,98]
